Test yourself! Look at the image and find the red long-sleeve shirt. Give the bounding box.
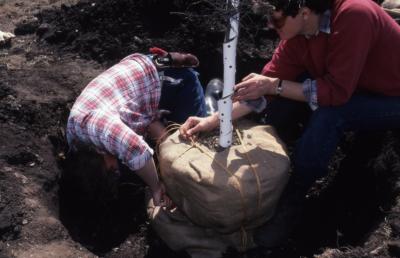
[262,0,400,106]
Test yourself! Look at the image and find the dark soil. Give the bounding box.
[0,0,399,257]
[35,0,278,85]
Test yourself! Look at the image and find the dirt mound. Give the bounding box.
[34,0,277,83]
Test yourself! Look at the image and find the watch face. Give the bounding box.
[276,79,283,96]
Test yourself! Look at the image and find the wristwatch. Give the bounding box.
[275,79,283,96]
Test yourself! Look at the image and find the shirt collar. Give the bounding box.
[319,10,331,34]
[304,10,331,39]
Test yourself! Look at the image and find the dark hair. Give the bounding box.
[255,0,332,17]
[60,143,119,206]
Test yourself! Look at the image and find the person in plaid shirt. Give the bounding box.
[66,50,206,206]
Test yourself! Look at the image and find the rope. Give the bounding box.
[155,123,181,176]
[188,128,259,250]
[189,139,248,224]
[235,128,262,212]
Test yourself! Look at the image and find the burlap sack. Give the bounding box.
[147,195,246,258]
[149,120,290,255]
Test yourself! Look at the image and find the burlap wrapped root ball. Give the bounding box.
[149,119,290,253]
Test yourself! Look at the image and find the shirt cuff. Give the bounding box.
[126,148,153,171]
[241,96,267,113]
[302,79,319,111]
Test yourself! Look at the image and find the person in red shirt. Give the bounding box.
[180,0,400,248]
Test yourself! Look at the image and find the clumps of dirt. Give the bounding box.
[14,17,40,36]
[290,131,400,257]
[197,128,242,152]
[3,150,41,167]
[31,0,277,83]
[0,82,16,99]
[0,169,24,242]
[0,78,70,136]
[0,98,69,136]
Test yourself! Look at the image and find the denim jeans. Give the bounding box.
[293,93,400,188]
[158,68,207,124]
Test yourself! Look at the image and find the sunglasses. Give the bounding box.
[265,11,288,29]
[254,0,304,30]
[255,1,288,30]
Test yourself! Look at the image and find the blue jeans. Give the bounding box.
[158,68,207,124]
[294,93,400,188]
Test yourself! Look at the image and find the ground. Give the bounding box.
[0,0,400,257]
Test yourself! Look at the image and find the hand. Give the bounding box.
[179,116,216,140]
[147,120,166,141]
[233,73,279,101]
[151,182,173,208]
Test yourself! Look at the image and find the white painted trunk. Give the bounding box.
[219,0,240,148]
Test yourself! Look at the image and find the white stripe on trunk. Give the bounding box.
[219,0,240,148]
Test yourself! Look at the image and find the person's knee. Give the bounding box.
[184,68,200,82]
[312,106,342,123]
[294,107,344,167]
[304,106,346,138]
[164,67,199,83]
[160,68,206,122]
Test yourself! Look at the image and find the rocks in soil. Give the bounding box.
[3,150,40,166]
[0,83,16,100]
[14,17,40,35]
[36,23,51,37]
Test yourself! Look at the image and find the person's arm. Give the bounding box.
[262,38,307,79]
[316,4,376,106]
[147,120,166,141]
[135,157,159,190]
[180,101,252,139]
[233,73,307,102]
[135,157,170,206]
[231,37,309,103]
[276,80,306,101]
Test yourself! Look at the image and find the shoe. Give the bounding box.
[149,47,199,68]
[169,52,199,67]
[204,78,223,115]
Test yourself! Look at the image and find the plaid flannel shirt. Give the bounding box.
[66,53,161,171]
